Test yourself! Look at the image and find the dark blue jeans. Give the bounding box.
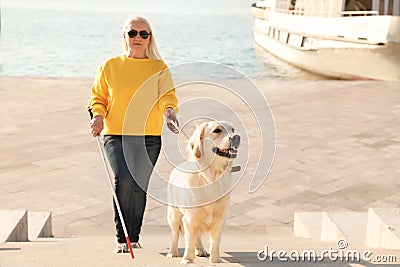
[103,135,161,243]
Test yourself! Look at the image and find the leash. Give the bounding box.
[168,120,241,173]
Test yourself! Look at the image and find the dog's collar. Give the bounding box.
[212,147,237,159]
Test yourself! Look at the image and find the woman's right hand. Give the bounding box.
[89,115,104,137]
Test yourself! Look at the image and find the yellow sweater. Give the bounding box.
[89,55,178,136]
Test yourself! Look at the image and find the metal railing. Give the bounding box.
[340,10,379,16]
[275,8,379,17]
[273,0,400,17]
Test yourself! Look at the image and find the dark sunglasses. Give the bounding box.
[127,29,151,39]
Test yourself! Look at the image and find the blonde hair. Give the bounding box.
[122,15,163,60]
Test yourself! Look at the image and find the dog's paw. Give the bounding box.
[167,251,178,258]
[180,258,194,264]
[210,255,223,263]
[196,248,208,257]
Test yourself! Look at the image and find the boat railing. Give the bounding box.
[275,8,336,17]
[275,8,379,17]
[340,10,379,16]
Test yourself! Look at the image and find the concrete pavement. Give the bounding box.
[0,77,399,266]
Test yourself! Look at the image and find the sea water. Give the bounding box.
[0,1,317,80]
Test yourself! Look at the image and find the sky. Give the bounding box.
[2,0,254,14]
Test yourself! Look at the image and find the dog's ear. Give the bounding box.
[189,122,206,159]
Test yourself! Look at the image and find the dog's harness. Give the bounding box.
[168,120,241,173]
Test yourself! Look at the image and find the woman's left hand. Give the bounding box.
[165,108,179,134]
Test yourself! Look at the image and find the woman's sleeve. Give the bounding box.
[88,64,109,118]
[158,67,179,113]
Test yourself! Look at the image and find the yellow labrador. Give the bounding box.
[167,121,240,264]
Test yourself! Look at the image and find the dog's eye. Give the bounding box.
[213,128,222,134]
[232,128,235,133]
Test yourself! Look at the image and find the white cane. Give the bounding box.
[88,108,135,259]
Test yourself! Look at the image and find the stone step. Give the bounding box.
[0,230,351,267]
[294,211,323,240]
[366,207,400,249]
[28,211,53,241]
[295,211,368,245]
[321,211,368,245]
[0,210,28,243]
[295,208,400,249]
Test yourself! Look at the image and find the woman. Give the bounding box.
[88,15,179,253]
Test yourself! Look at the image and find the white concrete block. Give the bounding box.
[28,211,53,241]
[366,208,400,249]
[321,211,344,242]
[0,210,28,243]
[294,211,323,239]
[322,211,367,245]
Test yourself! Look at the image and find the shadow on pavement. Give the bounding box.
[0,247,21,251]
[223,252,390,266]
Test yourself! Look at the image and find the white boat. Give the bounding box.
[251,0,400,80]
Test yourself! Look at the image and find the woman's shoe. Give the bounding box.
[114,243,130,253]
[131,242,142,249]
